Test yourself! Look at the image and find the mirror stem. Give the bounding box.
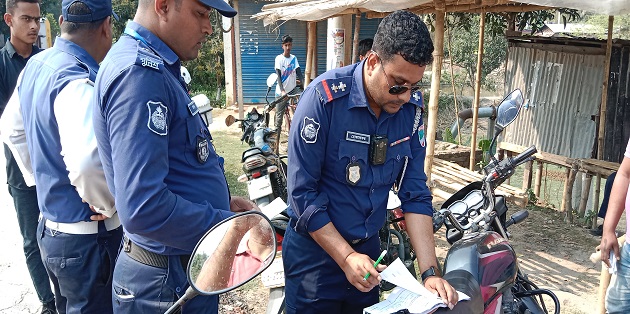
[164,287,199,314]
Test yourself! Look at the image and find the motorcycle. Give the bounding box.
[224,74,290,207]
[165,211,277,314]
[431,89,560,314]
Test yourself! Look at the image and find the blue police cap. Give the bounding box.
[201,0,237,18]
[62,0,119,23]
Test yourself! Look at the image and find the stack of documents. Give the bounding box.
[363,258,470,314]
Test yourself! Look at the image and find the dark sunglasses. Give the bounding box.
[372,51,422,95]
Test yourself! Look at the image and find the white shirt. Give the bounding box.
[0,77,116,217]
[274,54,300,96]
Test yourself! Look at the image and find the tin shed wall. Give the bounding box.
[239,1,307,104]
[504,44,605,159]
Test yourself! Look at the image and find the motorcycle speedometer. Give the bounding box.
[250,112,259,120]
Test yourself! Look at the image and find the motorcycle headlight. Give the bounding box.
[243,154,267,171]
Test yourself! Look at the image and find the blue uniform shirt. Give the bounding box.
[93,22,232,255]
[287,61,433,242]
[19,37,97,223]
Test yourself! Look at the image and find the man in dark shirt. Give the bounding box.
[1,1,55,313]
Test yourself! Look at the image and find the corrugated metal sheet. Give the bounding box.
[503,41,606,159]
[603,45,630,163]
[239,1,307,104]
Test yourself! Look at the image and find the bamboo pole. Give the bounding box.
[595,18,613,311]
[305,22,316,87]
[593,175,602,229]
[562,165,578,223]
[597,16,614,162]
[446,21,462,145]
[522,160,533,191]
[351,13,361,64]
[469,11,485,171]
[425,1,446,183]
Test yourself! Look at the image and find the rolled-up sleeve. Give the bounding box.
[398,106,433,216]
[287,85,332,234]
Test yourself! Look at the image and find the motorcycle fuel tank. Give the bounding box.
[442,231,517,303]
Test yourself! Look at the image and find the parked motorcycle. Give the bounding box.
[431,89,560,314]
[165,211,276,314]
[225,74,289,207]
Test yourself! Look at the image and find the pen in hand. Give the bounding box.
[364,250,387,280]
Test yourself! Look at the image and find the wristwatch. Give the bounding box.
[421,266,438,283]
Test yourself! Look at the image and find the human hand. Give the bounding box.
[341,252,386,292]
[230,196,259,213]
[424,276,458,308]
[87,204,107,221]
[600,230,620,268]
[281,90,287,96]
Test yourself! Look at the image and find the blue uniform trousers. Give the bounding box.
[112,249,219,313]
[37,219,122,314]
[6,148,54,305]
[282,222,380,314]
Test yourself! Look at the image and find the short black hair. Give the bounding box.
[6,0,39,14]
[60,1,107,35]
[372,10,434,66]
[358,38,373,57]
[282,34,293,44]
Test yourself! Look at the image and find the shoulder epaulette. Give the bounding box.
[315,76,352,104]
[408,90,424,110]
[135,47,163,72]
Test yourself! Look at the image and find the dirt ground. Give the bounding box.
[0,108,613,313]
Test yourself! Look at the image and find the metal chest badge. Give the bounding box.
[346,161,361,185]
[147,101,168,136]
[197,136,209,164]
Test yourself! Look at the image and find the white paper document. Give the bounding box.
[364,258,470,314]
[259,197,288,219]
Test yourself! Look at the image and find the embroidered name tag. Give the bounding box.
[346,131,370,144]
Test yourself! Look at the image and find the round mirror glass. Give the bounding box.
[496,89,524,128]
[188,211,276,295]
[225,115,236,127]
[266,73,278,88]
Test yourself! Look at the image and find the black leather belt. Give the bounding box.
[123,235,190,270]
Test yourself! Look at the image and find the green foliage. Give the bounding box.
[189,252,209,282]
[183,11,227,101]
[443,128,456,144]
[582,14,630,40]
[112,0,138,41]
[526,188,538,205]
[476,138,492,169]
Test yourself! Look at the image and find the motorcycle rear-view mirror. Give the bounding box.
[495,89,524,131]
[266,73,278,89]
[164,211,276,314]
[225,115,236,127]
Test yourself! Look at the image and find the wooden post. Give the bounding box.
[597,16,614,162]
[522,160,533,192]
[578,173,593,220]
[351,13,361,64]
[562,165,578,223]
[305,22,316,87]
[469,11,485,170]
[424,2,445,183]
[534,161,543,198]
[593,175,602,229]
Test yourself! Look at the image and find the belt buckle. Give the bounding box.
[123,236,132,253]
[350,239,361,245]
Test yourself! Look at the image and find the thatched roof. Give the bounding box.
[253,0,630,26]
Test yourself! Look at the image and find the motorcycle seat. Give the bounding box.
[435,269,484,314]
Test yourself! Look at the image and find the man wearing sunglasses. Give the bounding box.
[282,10,458,313]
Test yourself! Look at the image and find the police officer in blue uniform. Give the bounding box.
[283,11,459,313]
[17,0,122,312]
[92,0,249,313]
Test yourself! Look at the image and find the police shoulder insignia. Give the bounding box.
[301,116,320,144]
[409,90,424,109]
[315,76,352,104]
[136,49,163,71]
[147,101,168,136]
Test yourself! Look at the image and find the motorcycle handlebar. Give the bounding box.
[511,145,537,167]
